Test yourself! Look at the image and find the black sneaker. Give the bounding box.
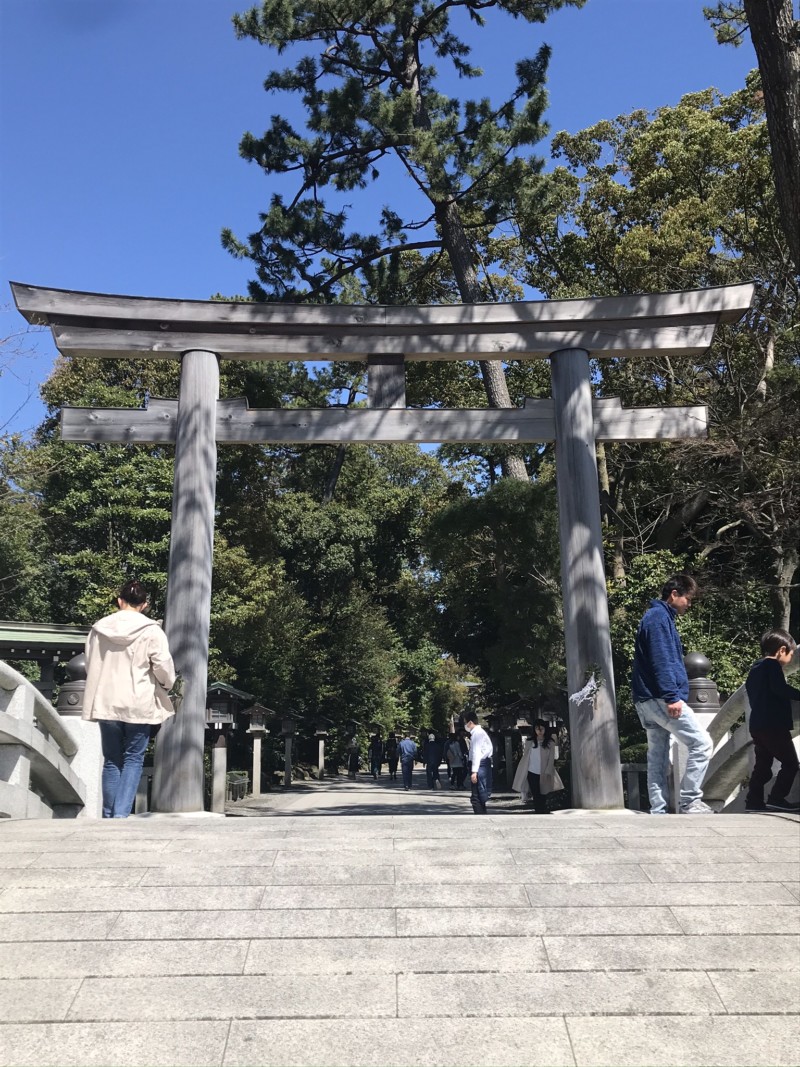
[745,799,767,812]
[765,798,800,813]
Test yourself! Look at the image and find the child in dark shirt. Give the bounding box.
[744,629,800,813]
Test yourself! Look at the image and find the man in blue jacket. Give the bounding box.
[631,574,714,814]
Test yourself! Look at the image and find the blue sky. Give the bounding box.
[0,0,757,436]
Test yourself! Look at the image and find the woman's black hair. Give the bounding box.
[118,579,149,607]
[532,718,551,748]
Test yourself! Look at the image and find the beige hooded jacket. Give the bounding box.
[83,610,176,724]
[512,738,564,799]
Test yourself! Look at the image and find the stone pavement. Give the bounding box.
[0,774,798,1067]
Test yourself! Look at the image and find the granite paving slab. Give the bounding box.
[0,886,266,913]
[223,1018,577,1066]
[0,939,250,979]
[707,971,800,1013]
[670,903,800,934]
[398,971,726,1016]
[0,1022,230,1067]
[66,974,397,1020]
[544,933,800,970]
[394,861,650,883]
[107,906,395,939]
[523,881,798,906]
[243,935,550,974]
[396,904,683,936]
[138,863,396,886]
[0,979,82,1023]
[565,1014,800,1067]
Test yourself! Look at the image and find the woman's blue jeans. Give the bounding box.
[98,720,151,818]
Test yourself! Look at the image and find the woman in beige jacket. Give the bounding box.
[511,719,564,814]
[84,580,175,817]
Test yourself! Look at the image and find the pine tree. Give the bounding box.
[224,0,585,480]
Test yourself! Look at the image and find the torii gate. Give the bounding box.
[11,281,754,812]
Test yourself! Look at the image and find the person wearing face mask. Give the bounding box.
[462,711,493,814]
[512,719,564,814]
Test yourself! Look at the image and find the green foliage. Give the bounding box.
[425,477,563,704]
[519,79,800,631]
[225,0,584,301]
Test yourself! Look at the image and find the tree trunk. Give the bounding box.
[744,0,800,272]
[405,48,528,482]
[435,201,529,481]
[772,542,798,630]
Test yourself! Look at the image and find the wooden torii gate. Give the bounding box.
[12,281,754,812]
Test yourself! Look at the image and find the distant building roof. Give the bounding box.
[0,621,89,661]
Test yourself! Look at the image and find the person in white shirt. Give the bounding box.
[463,711,493,814]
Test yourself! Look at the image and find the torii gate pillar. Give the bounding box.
[552,349,623,808]
[151,350,219,812]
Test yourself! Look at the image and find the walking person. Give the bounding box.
[423,733,444,789]
[346,737,360,779]
[398,731,418,790]
[631,574,714,815]
[445,733,466,789]
[463,711,493,814]
[368,733,384,779]
[83,580,176,818]
[744,629,800,813]
[512,720,564,814]
[385,732,399,780]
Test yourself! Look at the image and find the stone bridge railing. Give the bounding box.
[0,660,101,819]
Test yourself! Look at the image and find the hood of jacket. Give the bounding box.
[91,610,161,645]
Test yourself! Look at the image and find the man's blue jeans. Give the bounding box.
[401,759,414,789]
[98,721,151,818]
[635,698,712,813]
[470,758,493,814]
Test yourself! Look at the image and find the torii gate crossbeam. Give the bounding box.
[11,281,754,813]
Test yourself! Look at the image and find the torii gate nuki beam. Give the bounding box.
[12,281,754,813]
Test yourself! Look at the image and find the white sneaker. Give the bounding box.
[679,800,717,814]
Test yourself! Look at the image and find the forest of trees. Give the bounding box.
[1,1,797,763]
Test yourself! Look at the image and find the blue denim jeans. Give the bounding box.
[635,698,712,813]
[99,721,151,818]
[470,758,493,814]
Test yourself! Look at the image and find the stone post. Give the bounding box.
[551,347,624,809]
[153,349,219,812]
[251,732,264,797]
[284,737,292,787]
[211,733,227,813]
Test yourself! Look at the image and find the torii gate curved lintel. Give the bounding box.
[11,282,755,813]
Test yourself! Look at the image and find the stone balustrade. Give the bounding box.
[0,660,101,818]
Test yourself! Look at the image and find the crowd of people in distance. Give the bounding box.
[343,713,564,816]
